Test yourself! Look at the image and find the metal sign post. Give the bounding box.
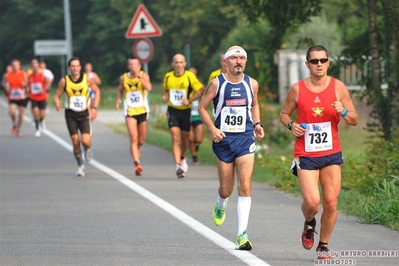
[63,0,73,62]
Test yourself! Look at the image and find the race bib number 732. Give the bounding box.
[304,122,333,152]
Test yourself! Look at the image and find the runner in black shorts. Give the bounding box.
[54,57,101,177]
[116,58,152,176]
[162,54,204,178]
[28,59,51,138]
[2,60,28,137]
[187,67,204,165]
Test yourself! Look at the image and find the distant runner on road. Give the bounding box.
[187,67,204,165]
[116,57,152,176]
[54,57,101,177]
[28,59,52,137]
[2,59,29,137]
[162,54,204,178]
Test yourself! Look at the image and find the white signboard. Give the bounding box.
[34,40,68,55]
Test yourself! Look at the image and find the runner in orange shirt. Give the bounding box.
[1,60,28,136]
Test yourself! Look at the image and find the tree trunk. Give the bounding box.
[368,0,381,91]
[382,0,399,128]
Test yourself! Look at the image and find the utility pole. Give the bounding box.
[184,34,191,68]
[63,0,73,62]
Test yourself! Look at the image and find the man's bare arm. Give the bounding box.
[54,78,66,111]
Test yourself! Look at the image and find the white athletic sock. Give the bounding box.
[237,196,251,236]
[217,189,227,209]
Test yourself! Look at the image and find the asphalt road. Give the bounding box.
[0,98,398,266]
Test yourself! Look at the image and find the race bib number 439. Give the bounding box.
[304,122,333,152]
[220,106,246,133]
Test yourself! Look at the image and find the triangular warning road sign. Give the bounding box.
[125,4,163,39]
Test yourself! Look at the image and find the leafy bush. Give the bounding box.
[258,100,293,147]
[341,153,368,190]
[359,175,399,230]
[364,131,399,185]
[150,106,169,131]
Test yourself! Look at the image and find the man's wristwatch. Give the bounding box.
[287,121,294,131]
[254,122,263,128]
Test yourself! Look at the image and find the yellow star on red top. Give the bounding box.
[312,106,324,116]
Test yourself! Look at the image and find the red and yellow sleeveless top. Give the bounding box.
[294,78,341,157]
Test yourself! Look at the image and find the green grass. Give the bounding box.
[339,127,373,156]
[108,122,217,165]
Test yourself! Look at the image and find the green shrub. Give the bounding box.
[150,108,169,131]
[363,131,399,191]
[341,153,368,190]
[358,175,399,230]
[258,99,293,147]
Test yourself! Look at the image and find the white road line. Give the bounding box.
[0,97,270,266]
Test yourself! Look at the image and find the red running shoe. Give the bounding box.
[301,223,317,250]
[135,164,143,176]
[11,126,17,135]
[316,244,333,259]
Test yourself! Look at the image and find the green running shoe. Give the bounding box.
[235,230,252,250]
[212,200,227,226]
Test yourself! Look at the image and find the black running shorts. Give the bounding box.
[9,98,29,107]
[167,106,191,132]
[65,109,91,136]
[126,112,148,124]
[30,99,47,110]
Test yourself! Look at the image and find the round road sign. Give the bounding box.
[133,38,154,63]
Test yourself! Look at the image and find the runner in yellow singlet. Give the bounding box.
[54,57,101,177]
[162,54,204,178]
[116,58,152,176]
[207,53,228,83]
